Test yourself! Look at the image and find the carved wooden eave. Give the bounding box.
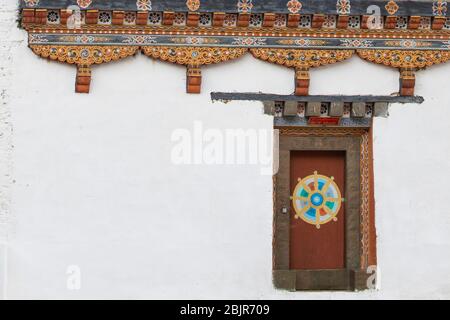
[20,0,450,94]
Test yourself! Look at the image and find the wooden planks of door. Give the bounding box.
[290,151,346,270]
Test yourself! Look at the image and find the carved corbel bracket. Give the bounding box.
[250,49,355,96]
[186,65,202,94]
[357,49,450,96]
[399,68,416,97]
[295,67,310,96]
[30,45,139,93]
[76,65,92,94]
[141,46,248,94]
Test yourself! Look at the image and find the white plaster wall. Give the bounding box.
[1,2,450,299]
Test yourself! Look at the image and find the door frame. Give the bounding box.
[273,127,376,291]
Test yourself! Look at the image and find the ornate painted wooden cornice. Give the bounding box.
[19,0,450,16]
[19,0,450,95]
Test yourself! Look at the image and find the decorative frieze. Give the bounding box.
[251,48,354,95]
[141,46,248,66]
[141,46,247,93]
[16,0,448,16]
[358,49,450,95]
[30,45,138,93]
[357,49,450,68]
[250,48,354,68]
[30,45,138,64]
[26,31,450,51]
[19,1,450,94]
[20,7,450,32]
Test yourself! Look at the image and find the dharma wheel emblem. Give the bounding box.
[291,171,343,229]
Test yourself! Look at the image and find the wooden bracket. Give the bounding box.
[408,16,421,29]
[85,10,99,25]
[76,65,92,94]
[35,9,47,25]
[399,68,416,96]
[287,14,300,27]
[312,14,325,28]
[22,9,36,24]
[112,11,125,25]
[213,12,225,27]
[187,12,200,27]
[432,16,446,30]
[237,13,250,27]
[361,15,370,29]
[162,11,175,25]
[361,14,384,29]
[337,15,349,29]
[60,9,70,25]
[385,16,397,29]
[186,65,202,94]
[263,13,276,27]
[136,11,149,25]
[295,67,310,96]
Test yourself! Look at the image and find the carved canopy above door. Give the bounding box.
[20,0,450,94]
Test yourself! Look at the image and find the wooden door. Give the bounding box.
[290,151,346,270]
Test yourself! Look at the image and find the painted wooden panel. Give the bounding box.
[289,150,345,270]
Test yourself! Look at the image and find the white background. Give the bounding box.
[1,1,450,299]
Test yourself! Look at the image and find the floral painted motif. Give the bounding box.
[170,36,219,45]
[237,0,254,14]
[23,0,39,7]
[433,1,448,16]
[323,15,337,28]
[340,39,373,48]
[396,16,408,29]
[29,34,47,43]
[277,38,327,46]
[77,0,92,9]
[274,14,287,28]
[136,0,152,11]
[385,0,399,15]
[148,12,162,25]
[186,0,201,12]
[183,37,205,44]
[294,39,327,46]
[57,35,109,43]
[174,13,187,25]
[336,0,351,15]
[122,35,156,45]
[74,35,95,44]
[224,14,237,27]
[399,39,417,48]
[124,12,137,24]
[419,17,431,29]
[292,39,312,47]
[232,37,267,46]
[287,0,302,14]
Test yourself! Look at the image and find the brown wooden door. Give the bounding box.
[290,151,346,270]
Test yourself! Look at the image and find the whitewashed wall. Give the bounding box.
[1,1,450,299]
